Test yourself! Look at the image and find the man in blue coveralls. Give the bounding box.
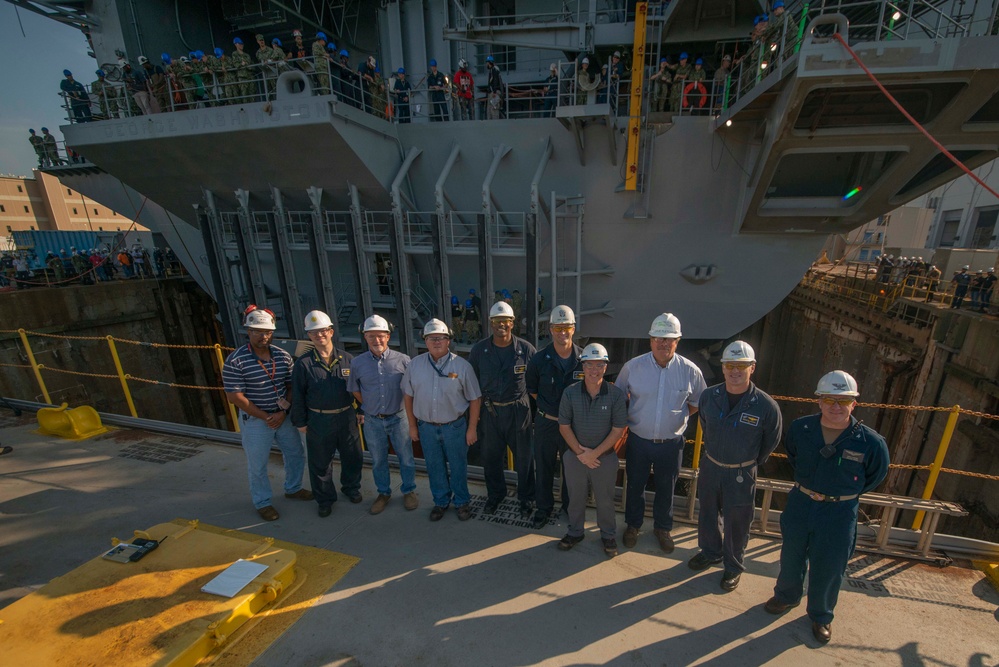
[764,370,890,644]
[689,341,782,591]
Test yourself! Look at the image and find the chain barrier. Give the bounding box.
[35,365,120,380]
[0,329,235,352]
[125,374,225,391]
[771,394,999,420]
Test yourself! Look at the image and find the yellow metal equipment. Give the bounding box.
[36,402,109,440]
[624,2,649,191]
[0,521,297,667]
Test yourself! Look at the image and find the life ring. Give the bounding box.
[682,81,707,109]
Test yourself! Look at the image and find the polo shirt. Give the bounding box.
[402,351,482,423]
[615,351,706,440]
[222,343,293,413]
[346,348,411,415]
[558,380,628,449]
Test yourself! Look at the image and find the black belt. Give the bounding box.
[648,436,683,444]
[368,411,403,419]
[309,406,352,415]
[420,417,464,426]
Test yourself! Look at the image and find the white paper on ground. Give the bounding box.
[201,559,269,597]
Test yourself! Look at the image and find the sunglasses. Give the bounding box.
[550,325,574,333]
[722,362,754,370]
[819,397,856,407]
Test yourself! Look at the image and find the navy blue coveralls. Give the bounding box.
[696,382,782,574]
[525,342,583,514]
[772,414,890,624]
[290,348,363,509]
[469,335,537,505]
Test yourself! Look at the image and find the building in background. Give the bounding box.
[0,171,150,250]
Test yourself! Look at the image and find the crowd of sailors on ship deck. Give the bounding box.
[0,245,184,289]
[57,0,795,125]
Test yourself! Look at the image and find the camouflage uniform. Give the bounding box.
[670,62,693,112]
[209,54,231,104]
[29,132,47,167]
[256,39,275,99]
[370,72,388,119]
[650,63,671,112]
[90,76,115,119]
[312,40,330,94]
[264,43,287,99]
[462,305,481,343]
[42,132,61,165]
[230,48,255,103]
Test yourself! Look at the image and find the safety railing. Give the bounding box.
[322,211,351,249]
[555,61,632,118]
[1,249,184,290]
[403,212,436,250]
[3,326,998,540]
[447,212,479,251]
[362,211,392,249]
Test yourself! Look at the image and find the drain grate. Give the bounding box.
[118,437,203,464]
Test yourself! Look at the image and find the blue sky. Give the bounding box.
[0,4,96,176]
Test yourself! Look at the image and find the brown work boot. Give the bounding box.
[654,528,674,554]
[257,506,279,521]
[403,491,419,511]
[370,494,391,515]
[284,488,314,500]
[764,596,800,615]
[622,525,639,549]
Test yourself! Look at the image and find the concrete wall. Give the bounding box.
[0,278,228,430]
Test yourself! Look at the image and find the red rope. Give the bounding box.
[832,32,999,201]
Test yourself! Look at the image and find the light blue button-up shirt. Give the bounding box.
[347,348,411,415]
[615,351,706,440]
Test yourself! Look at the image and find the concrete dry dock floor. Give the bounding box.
[0,418,997,667]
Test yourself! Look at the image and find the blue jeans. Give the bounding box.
[418,417,470,508]
[240,412,306,509]
[364,410,416,496]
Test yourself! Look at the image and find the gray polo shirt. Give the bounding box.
[558,381,628,449]
[615,351,706,440]
[402,351,482,423]
[347,348,411,415]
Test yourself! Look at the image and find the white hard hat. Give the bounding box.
[721,340,756,363]
[303,310,333,331]
[550,305,575,325]
[362,314,391,333]
[422,318,451,338]
[244,308,276,330]
[489,301,515,319]
[815,370,859,397]
[137,55,149,65]
[649,312,682,338]
[580,343,609,362]
[581,57,590,64]
[550,63,557,71]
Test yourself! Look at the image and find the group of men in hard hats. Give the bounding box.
[222,303,889,645]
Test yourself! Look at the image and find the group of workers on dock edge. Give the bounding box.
[221,303,890,646]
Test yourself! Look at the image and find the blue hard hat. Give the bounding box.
[328,43,337,51]
[271,38,282,46]
[465,299,473,308]
[194,50,205,59]
[502,289,511,298]
[774,0,784,7]
[451,296,459,305]
[469,288,476,294]
[680,52,688,60]
[429,59,437,67]
[41,127,48,132]
[486,55,495,62]
[214,47,224,57]
[695,58,703,65]
[63,69,72,77]
[316,31,327,40]
[375,67,380,73]
[233,37,243,45]
[754,15,762,24]
[762,13,769,20]
[660,57,667,64]
[29,128,35,133]
[188,51,196,58]
[340,49,349,57]
[161,53,171,64]
[397,67,405,74]
[96,69,105,77]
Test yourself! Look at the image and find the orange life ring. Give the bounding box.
[682,81,707,109]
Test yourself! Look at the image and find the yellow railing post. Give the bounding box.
[692,420,703,469]
[18,328,52,404]
[912,404,960,530]
[106,336,138,418]
[214,344,240,433]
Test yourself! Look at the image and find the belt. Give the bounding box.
[704,452,756,469]
[309,405,352,415]
[420,417,464,427]
[368,411,402,419]
[488,399,518,407]
[648,436,683,444]
[537,409,559,422]
[795,483,859,503]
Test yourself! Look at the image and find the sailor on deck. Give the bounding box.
[764,370,890,644]
[688,341,782,591]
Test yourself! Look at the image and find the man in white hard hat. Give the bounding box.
[689,341,782,591]
[348,314,418,515]
[557,343,628,557]
[402,319,482,521]
[289,310,363,517]
[469,301,538,518]
[617,312,706,553]
[764,370,889,645]
[223,306,309,521]
[526,304,583,528]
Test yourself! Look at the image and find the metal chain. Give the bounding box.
[0,362,34,369]
[771,395,998,420]
[36,365,119,380]
[940,467,999,481]
[125,374,225,391]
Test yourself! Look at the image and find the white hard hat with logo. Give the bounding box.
[303,310,333,331]
[362,314,391,333]
[550,305,575,325]
[649,312,682,338]
[245,308,276,330]
[422,318,451,338]
[579,343,609,362]
[815,370,859,397]
[721,340,756,363]
[489,301,515,319]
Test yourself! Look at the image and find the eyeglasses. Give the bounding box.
[819,397,856,407]
[307,328,333,337]
[426,336,450,343]
[247,329,272,336]
[491,318,514,324]
[722,362,754,371]
[550,325,574,333]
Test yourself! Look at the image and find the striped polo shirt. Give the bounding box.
[222,343,294,413]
